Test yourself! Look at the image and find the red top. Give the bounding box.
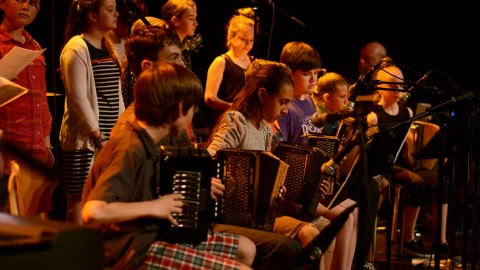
[0,28,52,175]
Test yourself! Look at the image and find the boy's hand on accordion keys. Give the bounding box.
[210,177,225,202]
[154,193,184,226]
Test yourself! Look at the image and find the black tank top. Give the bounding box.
[369,103,412,174]
[209,53,252,129]
[373,104,411,126]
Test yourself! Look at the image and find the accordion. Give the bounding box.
[323,119,370,209]
[158,146,212,244]
[213,149,288,231]
[404,120,440,170]
[306,132,341,158]
[337,119,363,178]
[272,141,330,218]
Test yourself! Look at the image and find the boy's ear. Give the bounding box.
[140,59,154,71]
[177,101,185,117]
[323,92,331,102]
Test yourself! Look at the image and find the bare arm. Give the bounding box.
[204,56,232,110]
[366,111,378,126]
[82,194,184,226]
[207,111,247,156]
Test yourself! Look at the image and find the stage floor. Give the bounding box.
[372,223,479,269]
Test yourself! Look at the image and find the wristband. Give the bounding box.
[93,133,107,145]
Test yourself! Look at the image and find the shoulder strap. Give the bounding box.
[221,53,233,76]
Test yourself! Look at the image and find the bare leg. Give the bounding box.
[403,205,420,242]
[431,203,448,244]
[328,199,358,270]
[236,235,256,266]
[377,175,390,209]
[66,194,83,225]
[297,224,319,247]
[313,218,334,270]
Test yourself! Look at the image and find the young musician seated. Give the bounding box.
[81,62,255,269]
[110,25,303,268]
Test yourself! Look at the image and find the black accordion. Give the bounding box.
[272,141,330,218]
[213,149,289,231]
[158,146,212,244]
[306,132,341,158]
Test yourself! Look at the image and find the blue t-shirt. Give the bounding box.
[277,95,323,145]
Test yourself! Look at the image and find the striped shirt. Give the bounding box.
[86,41,120,139]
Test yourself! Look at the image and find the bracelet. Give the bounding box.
[93,133,107,145]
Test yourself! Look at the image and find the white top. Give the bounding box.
[59,35,124,151]
[208,110,273,156]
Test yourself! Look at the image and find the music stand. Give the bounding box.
[367,120,413,269]
[412,114,452,269]
[384,91,474,270]
[412,124,452,160]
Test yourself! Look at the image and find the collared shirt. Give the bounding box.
[0,29,52,175]
[83,120,162,269]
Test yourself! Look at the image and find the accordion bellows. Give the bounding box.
[273,142,330,218]
[213,149,288,231]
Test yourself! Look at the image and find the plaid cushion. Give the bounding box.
[140,232,241,270]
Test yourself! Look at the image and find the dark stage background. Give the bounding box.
[30,0,480,94]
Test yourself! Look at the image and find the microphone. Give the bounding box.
[253,0,273,6]
[346,60,385,110]
[311,106,369,128]
[399,71,433,103]
[311,108,351,128]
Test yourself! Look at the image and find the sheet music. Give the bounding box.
[0,76,28,107]
[0,46,46,80]
[0,46,45,107]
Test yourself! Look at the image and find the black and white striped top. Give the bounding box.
[86,41,121,139]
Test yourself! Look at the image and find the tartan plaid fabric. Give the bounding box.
[140,232,241,270]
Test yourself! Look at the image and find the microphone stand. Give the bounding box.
[122,0,150,110]
[124,0,150,35]
[269,2,305,28]
[460,97,480,270]
[324,114,378,268]
[254,0,305,59]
